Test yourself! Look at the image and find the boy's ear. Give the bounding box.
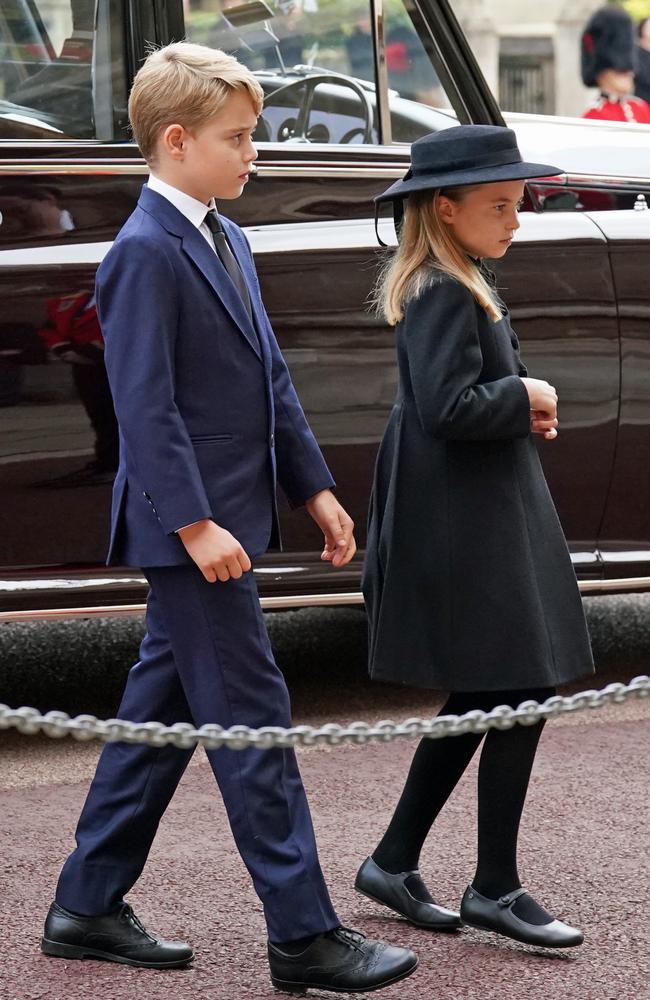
[161,123,187,160]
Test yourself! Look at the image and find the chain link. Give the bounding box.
[0,676,648,751]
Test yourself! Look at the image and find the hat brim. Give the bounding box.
[375,160,563,203]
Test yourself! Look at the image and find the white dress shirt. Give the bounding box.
[147,173,220,254]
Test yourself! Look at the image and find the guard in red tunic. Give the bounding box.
[581,6,650,123]
[584,92,650,123]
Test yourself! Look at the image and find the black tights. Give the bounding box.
[372,687,555,924]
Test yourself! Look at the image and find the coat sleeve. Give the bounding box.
[237,229,335,508]
[97,235,213,534]
[403,277,531,441]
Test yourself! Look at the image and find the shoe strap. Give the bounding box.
[497,887,528,908]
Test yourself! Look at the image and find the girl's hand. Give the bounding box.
[520,377,558,421]
[305,489,356,567]
[531,410,558,440]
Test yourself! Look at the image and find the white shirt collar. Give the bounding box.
[147,174,216,229]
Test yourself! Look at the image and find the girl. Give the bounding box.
[356,125,594,949]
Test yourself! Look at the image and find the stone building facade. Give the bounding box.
[454,0,607,117]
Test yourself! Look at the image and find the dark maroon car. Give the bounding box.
[2,0,650,626]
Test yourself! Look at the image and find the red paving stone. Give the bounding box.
[1,708,649,1000]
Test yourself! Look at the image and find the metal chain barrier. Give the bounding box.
[0,675,650,750]
[0,675,648,751]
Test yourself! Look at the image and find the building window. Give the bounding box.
[499,36,554,116]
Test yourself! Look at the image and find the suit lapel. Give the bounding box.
[138,187,262,363]
[180,226,262,361]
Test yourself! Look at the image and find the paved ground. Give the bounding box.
[1,654,649,1000]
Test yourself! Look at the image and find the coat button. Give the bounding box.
[270,433,275,447]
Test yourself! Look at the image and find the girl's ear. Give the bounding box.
[436,195,456,224]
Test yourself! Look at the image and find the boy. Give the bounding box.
[40,42,417,994]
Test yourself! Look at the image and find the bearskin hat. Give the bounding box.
[581,6,637,87]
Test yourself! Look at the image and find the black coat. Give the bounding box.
[362,270,594,692]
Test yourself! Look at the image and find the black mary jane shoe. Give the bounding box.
[268,925,417,995]
[354,856,461,931]
[41,901,194,968]
[460,885,584,948]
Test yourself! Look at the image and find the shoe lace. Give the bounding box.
[330,926,366,952]
[119,904,156,942]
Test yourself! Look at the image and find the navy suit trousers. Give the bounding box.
[55,566,339,942]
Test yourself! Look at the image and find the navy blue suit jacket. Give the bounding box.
[97,186,334,567]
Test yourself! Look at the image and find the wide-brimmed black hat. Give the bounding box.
[375,125,562,205]
[581,6,636,87]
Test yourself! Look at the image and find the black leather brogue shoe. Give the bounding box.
[41,901,194,968]
[268,925,418,994]
[460,885,584,948]
[355,856,461,931]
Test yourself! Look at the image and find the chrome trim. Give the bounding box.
[578,577,650,593]
[532,172,650,191]
[0,160,406,179]
[253,165,405,178]
[4,577,650,622]
[2,161,643,188]
[0,592,365,622]
[0,159,149,175]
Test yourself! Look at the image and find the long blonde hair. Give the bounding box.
[375,186,501,325]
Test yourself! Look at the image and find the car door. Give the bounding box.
[0,0,625,617]
[174,0,498,599]
[0,0,512,615]
[187,0,617,587]
[0,0,159,612]
[586,208,650,583]
[490,212,618,582]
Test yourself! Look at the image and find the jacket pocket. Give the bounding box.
[190,433,233,444]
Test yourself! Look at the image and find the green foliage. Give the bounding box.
[622,0,650,22]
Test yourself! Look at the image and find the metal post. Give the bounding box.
[370,0,392,146]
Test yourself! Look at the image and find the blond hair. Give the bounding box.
[375,186,501,325]
[128,42,264,163]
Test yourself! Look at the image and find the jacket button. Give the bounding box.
[270,433,275,447]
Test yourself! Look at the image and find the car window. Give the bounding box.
[184,0,380,144]
[183,1,458,145]
[382,1,454,142]
[0,0,127,140]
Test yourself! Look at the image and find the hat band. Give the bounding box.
[411,146,522,176]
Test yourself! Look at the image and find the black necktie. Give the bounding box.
[204,209,253,321]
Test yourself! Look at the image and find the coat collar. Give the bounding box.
[137,185,262,362]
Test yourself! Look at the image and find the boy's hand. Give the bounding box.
[531,410,558,440]
[177,519,251,583]
[305,489,356,567]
